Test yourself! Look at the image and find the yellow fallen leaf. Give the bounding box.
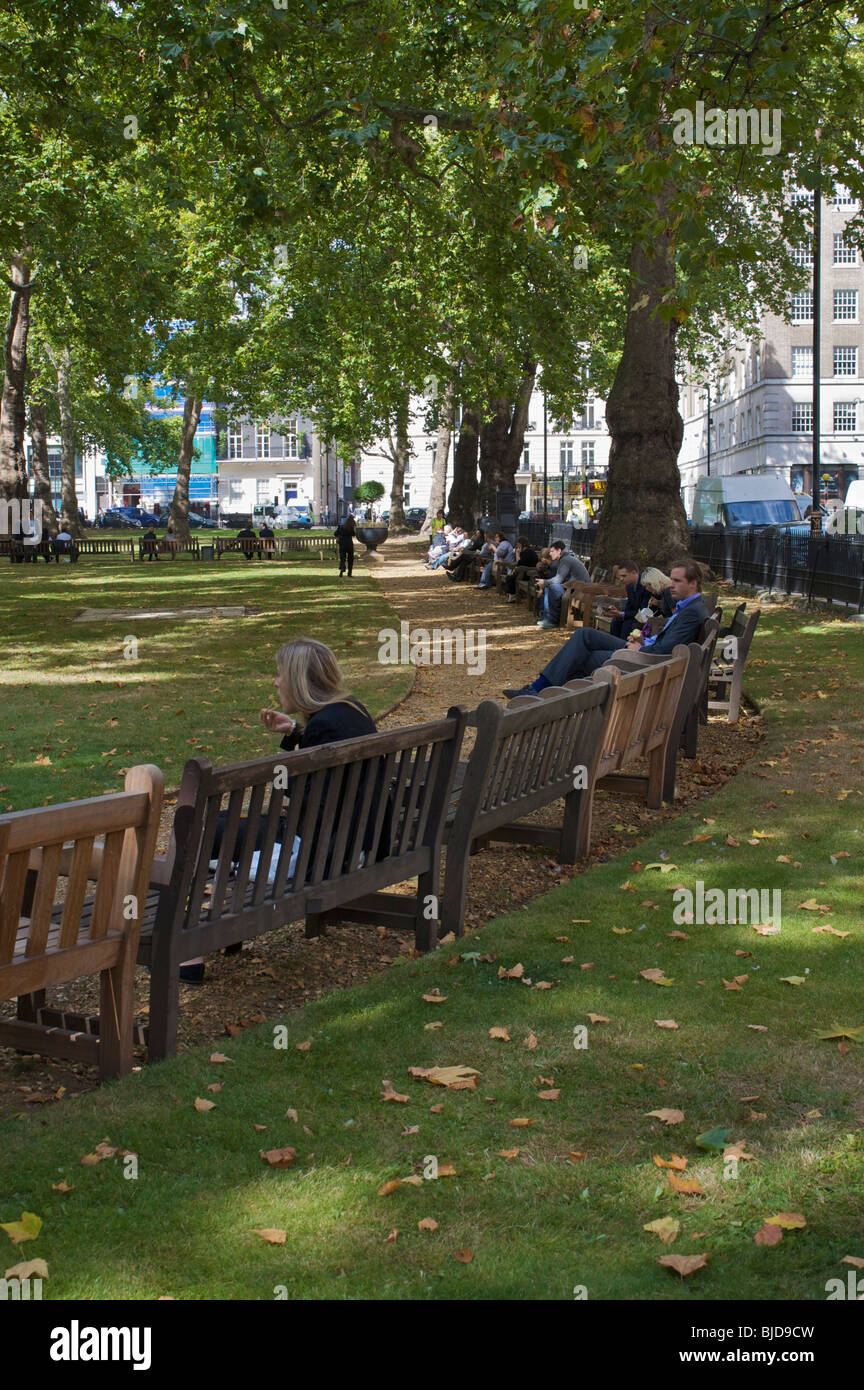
[537,1089,560,1101]
[488,1027,511,1041]
[723,1141,756,1161]
[51,1180,74,1194]
[3,1258,48,1280]
[659,1253,709,1277]
[509,1117,535,1127]
[378,1179,403,1196]
[587,1013,609,1024]
[653,1154,688,1170]
[812,925,851,938]
[252,1228,286,1245]
[422,989,448,1003]
[424,1021,443,1031]
[437,1164,457,1177]
[523,1031,538,1050]
[381,1080,410,1103]
[408,1065,479,1090]
[765,1212,806,1229]
[611,927,632,935]
[643,1217,680,1245]
[668,1172,704,1195]
[194,1097,216,1112]
[751,923,781,935]
[654,1019,679,1029]
[646,1109,685,1125]
[1,1212,42,1246]
[797,899,829,912]
[209,1052,231,1064]
[779,976,806,986]
[498,1147,521,1159]
[497,964,524,980]
[401,1175,423,1187]
[418,1218,439,1231]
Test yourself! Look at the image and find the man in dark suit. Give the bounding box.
[606,560,650,638]
[503,561,709,697]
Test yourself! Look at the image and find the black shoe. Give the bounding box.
[179,962,205,983]
[503,686,534,699]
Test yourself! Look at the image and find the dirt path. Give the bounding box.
[0,540,762,1116]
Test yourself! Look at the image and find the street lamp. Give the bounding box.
[810,152,823,534]
[704,382,712,477]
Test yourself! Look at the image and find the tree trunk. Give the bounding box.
[387,394,410,533]
[0,253,32,502]
[594,233,690,571]
[169,395,204,539]
[54,346,81,536]
[478,359,537,506]
[446,406,481,528]
[29,398,59,534]
[422,380,453,532]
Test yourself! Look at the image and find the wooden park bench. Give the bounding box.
[561,566,624,628]
[0,766,163,1080]
[139,711,468,1058]
[215,535,269,560]
[707,604,760,722]
[138,536,201,560]
[275,535,338,559]
[76,537,136,560]
[440,683,614,935]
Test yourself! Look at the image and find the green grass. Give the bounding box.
[0,555,412,810]
[0,603,862,1300]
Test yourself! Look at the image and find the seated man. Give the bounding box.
[503,561,709,697]
[535,541,590,628]
[604,559,650,638]
[236,523,259,559]
[446,528,485,582]
[477,531,515,589]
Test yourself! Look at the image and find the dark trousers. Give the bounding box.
[338,542,354,575]
[542,628,627,686]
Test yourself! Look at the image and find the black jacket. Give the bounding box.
[648,596,711,654]
[621,580,650,623]
[280,699,376,753]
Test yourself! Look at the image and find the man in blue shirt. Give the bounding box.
[503,561,710,697]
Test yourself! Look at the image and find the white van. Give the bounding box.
[844,479,864,510]
[692,475,805,529]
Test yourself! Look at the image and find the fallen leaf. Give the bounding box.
[252,1228,286,1245]
[378,1179,403,1196]
[418,1218,438,1232]
[51,1180,74,1194]
[408,1065,479,1090]
[3,1258,48,1280]
[587,1013,610,1024]
[384,1228,399,1243]
[611,926,632,935]
[489,1027,511,1041]
[644,1217,680,1245]
[779,976,806,986]
[533,980,555,990]
[659,1253,709,1277]
[523,1031,538,1050]
[668,1173,704,1194]
[259,1147,296,1168]
[285,1108,298,1122]
[0,1212,42,1246]
[797,898,829,912]
[498,1147,521,1159]
[765,1212,806,1229]
[747,1024,769,1032]
[193,1097,216,1113]
[754,1223,783,1247]
[537,1089,560,1101]
[646,1109,685,1125]
[726,834,740,847]
[841,1255,864,1269]
[497,964,524,980]
[253,1124,268,1133]
[653,1154,688,1170]
[568,1151,587,1163]
[453,1248,474,1263]
[751,923,781,935]
[429,1103,443,1114]
[667,931,690,941]
[640,968,671,984]
[723,1140,756,1161]
[401,1175,423,1187]
[805,1109,821,1119]
[381,1080,410,1103]
[654,1019,679,1030]
[749,1110,768,1120]
[295,1038,312,1051]
[437,1164,457,1177]
[509,1117,535,1127]
[424,1021,443,1031]
[812,925,851,938]
[814,1024,864,1042]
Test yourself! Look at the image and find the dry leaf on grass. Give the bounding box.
[4,1258,48,1280]
[509,1117,535,1127]
[568,1151,586,1163]
[252,1228,286,1245]
[259,1146,296,1168]
[765,1212,806,1229]
[841,1255,864,1269]
[381,1080,410,1103]
[378,1179,403,1196]
[754,1223,783,1247]
[424,1021,443,1031]
[537,1089,560,1101]
[422,989,448,1003]
[723,1140,756,1162]
[747,1024,769,1032]
[253,1124,268,1133]
[751,924,781,936]
[587,1013,610,1024]
[659,1253,709,1277]
[0,1212,42,1246]
[209,1052,230,1064]
[193,1097,216,1113]
[384,1228,398,1243]
[646,1109,685,1125]
[408,1065,479,1090]
[499,1147,521,1159]
[51,1180,74,1194]
[654,1019,679,1030]
[812,925,851,938]
[488,1027,511,1041]
[401,1125,419,1136]
[453,1248,474,1263]
[429,1103,443,1114]
[653,1154,687,1170]
[523,1031,538,1050]
[295,1039,312,1051]
[285,1108,298,1122]
[418,1218,438,1232]
[668,1173,704,1195]
[644,1217,679,1245]
[497,963,524,980]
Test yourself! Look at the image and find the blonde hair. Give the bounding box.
[275,638,350,720]
[640,566,672,594]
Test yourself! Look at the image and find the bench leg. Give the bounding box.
[305,911,328,939]
[17,989,46,1023]
[682,709,699,759]
[98,956,134,1079]
[646,746,666,809]
[440,840,470,940]
[414,866,440,953]
[559,787,586,862]
[727,667,743,723]
[146,927,183,1062]
[570,786,595,861]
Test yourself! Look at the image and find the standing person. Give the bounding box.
[535,541,590,628]
[335,514,356,576]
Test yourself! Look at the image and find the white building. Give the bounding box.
[679,183,863,515]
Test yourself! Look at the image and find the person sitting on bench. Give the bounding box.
[504,537,539,602]
[535,541,590,628]
[476,531,514,589]
[603,559,650,638]
[503,561,709,697]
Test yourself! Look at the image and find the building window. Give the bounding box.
[791,240,813,267]
[747,409,753,439]
[729,419,736,446]
[834,346,858,377]
[740,413,746,443]
[560,440,573,472]
[523,443,530,469]
[833,234,858,265]
[718,423,725,448]
[790,187,814,206]
[832,185,856,207]
[284,418,298,457]
[791,292,813,322]
[581,441,595,470]
[754,353,761,383]
[227,424,243,459]
[256,478,273,504]
[791,346,813,378]
[792,403,813,432]
[256,422,271,458]
[577,399,595,430]
[833,289,858,322]
[833,401,857,433]
[755,407,761,435]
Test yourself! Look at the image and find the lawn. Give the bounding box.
[0,602,862,1301]
[0,554,413,811]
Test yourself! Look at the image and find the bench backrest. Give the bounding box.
[155,711,468,938]
[451,684,613,844]
[580,649,689,777]
[0,765,163,999]
[722,605,760,662]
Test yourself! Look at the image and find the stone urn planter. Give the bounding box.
[357,525,389,552]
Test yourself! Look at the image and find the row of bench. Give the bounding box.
[0,535,338,562]
[0,621,735,1078]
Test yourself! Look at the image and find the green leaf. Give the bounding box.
[695,1126,733,1152]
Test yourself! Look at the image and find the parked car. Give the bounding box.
[100,507,144,529]
[282,508,313,529]
[186,511,219,528]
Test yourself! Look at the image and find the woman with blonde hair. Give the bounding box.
[181,640,377,982]
[639,567,676,621]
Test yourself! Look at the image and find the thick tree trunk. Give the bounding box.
[53,346,81,536]
[0,253,32,502]
[387,394,410,533]
[446,406,481,528]
[169,395,204,539]
[29,398,59,535]
[479,359,537,505]
[594,234,690,571]
[422,380,453,532]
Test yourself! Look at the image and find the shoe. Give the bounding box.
[537,619,557,629]
[445,571,456,580]
[475,583,491,589]
[179,962,205,983]
[506,595,517,603]
[503,686,534,699]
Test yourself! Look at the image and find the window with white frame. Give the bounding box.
[581,441,595,470]
[523,443,530,469]
[834,346,857,376]
[256,478,272,504]
[754,352,761,383]
[255,422,271,458]
[755,406,761,435]
[718,423,725,448]
[790,187,814,206]
[229,478,245,498]
[729,419,736,446]
[833,401,857,432]
[791,346,813,378]
[227,423,243,459]
[740,413,746,442]
[577,399,595,430]
[833,289,858,321]
[832,185,856,206]
[791,240,813,267]
[833,234,859,265]
[791,292,813,322]
[284,418,298,456]
[560,440,574,472]
[792,403,813,432]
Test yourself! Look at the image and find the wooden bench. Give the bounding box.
[138,536,201,560]
[562,567,625,628]
[275,535,338,558]
[0,766,163,1079]
[441,683,614,935]
[215,536,269,560]
[76,537,135,560]
[140,711,468,1058]
[708,604,760,722]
